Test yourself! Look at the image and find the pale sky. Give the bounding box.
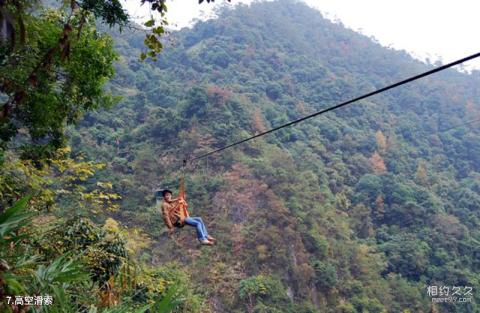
[122,0,480,70]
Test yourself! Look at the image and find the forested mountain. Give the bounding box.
[2,0,480,312]
[71,0,480,312]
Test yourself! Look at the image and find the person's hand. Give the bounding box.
[168,228,174,237]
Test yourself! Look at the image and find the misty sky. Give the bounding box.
[122,0,480,70]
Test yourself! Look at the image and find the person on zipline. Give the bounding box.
[158,189,216,246]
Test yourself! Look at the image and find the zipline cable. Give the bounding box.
[440,117,480,132]
[188,51,480,163]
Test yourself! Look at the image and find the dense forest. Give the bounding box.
[1,0,479,312]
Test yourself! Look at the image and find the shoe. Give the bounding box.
[207,235,216,241]
[200,239,214,245]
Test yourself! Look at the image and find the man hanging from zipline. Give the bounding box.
[157,185,216,246]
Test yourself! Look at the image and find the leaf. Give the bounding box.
[153,284,182,313]
[0,196,32,240]
[3,274,26,294]
[152,26,164,35]
[144,19,155,27]
[0,196,30,224]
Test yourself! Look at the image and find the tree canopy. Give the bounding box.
[1,0,479,312]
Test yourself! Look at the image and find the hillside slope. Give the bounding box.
[71,1,480,312]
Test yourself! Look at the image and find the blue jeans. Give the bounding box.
[184,217,209,241]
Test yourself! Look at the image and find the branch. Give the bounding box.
[0,23,72,118]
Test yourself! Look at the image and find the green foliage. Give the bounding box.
[1,0,228,160]
[3,0,480,312]
[0,196,32,240]
[63,217,127,283]
[239,275,270,300]
[0,198,89,312]
[379,233,431,280]
[78,0,129,27]
[70,1,480,309]
[0,196,199,312]
[0,3,119,162]
[120,263,203,312]
[0,147,121,216]
[238,275,293,312]
[311,260,338,290]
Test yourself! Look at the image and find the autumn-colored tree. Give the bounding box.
[415,162,428,186]
[252,108,267,133]
[370,151,386,173]
[374,195,385,220]
[207,85,231,106]
[375,130,387,153]
[465,100,479,119]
